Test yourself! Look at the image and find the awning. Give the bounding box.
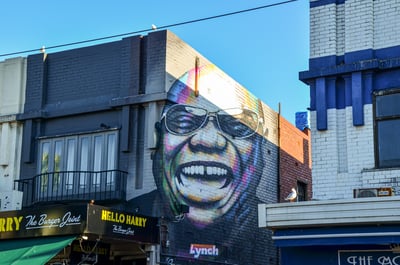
[0,235,76,265]
[272,225,400,247]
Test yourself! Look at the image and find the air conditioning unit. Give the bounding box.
[353,187,393,198]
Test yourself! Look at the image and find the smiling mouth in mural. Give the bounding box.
[174,161,234,205]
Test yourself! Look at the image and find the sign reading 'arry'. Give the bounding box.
[0,205,87,239]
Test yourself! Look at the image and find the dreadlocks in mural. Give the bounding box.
[129,64,274,265]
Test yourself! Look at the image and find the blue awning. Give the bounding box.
[273,225,400,247]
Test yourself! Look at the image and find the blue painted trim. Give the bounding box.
[301,45,400,130]
[275,235,400,247]
[276,225,400,236]
[326,77,337,109]
[344,75,352,107]
[336,77,346,109]
[352,72,364,126]
[345,49,374,64]
[316,78,327,130]
[309,55,338,69]
[309,81,316,110]
[301,46,400,80]
[274,225,400,247]
[310,0,345,8]
[300,59,380,81]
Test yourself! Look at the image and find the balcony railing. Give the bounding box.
[15,170,128,207]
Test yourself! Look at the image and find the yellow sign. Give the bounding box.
[0,216,23,232]
[101,210,147,227]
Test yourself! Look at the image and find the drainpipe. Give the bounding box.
[277,102,281,203]
[146,245,158,265]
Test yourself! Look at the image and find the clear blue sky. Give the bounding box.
[0,0,309,125]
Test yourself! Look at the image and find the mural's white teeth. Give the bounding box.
[199,166,204,175]
[181,165,228,177]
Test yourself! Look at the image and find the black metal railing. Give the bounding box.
[15,170,128,207]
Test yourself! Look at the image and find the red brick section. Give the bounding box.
[279,116,312,202]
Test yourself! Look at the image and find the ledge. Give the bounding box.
[259,196,400,229]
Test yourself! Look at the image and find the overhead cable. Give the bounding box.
[0,0,297,58]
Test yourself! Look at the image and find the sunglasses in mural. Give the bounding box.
[162,104,262,139]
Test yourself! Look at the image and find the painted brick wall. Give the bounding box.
[306,1,400,200]
[0,58,25,211]
[279,116,312,202]
[19,30,287,264]
[311,0,400,59]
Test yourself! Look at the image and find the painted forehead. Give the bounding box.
[167,64,260,111]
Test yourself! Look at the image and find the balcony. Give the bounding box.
[15,170,128,207]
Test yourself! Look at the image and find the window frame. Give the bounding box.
[296,181,307,202]
[373,89,400,169]
[37,130,119,194]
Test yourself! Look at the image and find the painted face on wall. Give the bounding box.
[153,65,265,227]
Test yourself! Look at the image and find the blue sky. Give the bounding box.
[0,0,309,124]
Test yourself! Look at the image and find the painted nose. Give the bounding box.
[189,117,227,152]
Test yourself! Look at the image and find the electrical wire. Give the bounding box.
[0,0,297,58]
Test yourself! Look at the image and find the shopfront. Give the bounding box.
[259,197,400,265]
[0,204,159,265]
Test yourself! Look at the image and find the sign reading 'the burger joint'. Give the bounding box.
[0,205,86,239]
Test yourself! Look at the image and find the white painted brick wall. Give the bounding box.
[310,0,400,58]
[344,0,374,53]
[310,0,400,200]
[336,4,345,56]
[0,58,26,198]
[311,105,374,199]
[310,4,337,58]
[374,0,400,49]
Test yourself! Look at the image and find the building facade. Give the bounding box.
[0,30,311,265]
[259,1,400,264]
[0,57,25,211]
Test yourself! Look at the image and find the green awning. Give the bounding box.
[0,235,76,265]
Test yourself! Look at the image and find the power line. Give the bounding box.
[0,0,297,58]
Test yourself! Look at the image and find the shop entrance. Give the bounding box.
[47,238,155,265]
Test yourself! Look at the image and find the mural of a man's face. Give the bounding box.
[153,65,265,227]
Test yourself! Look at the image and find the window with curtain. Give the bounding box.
[38,131,118,193]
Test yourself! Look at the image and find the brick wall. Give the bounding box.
[307,0,400,200]
[279,116,312,201]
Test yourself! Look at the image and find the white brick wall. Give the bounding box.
[310,0,400,58]
[311,105,375,199]
[344,0,374,53]
[310,0,400,200]
[0,58,26,211]
[374,0,400,49]
[310,4,338,58]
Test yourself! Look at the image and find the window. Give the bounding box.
[374,90,400,168]
[297,181,307,202]
[38,131,118,194]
